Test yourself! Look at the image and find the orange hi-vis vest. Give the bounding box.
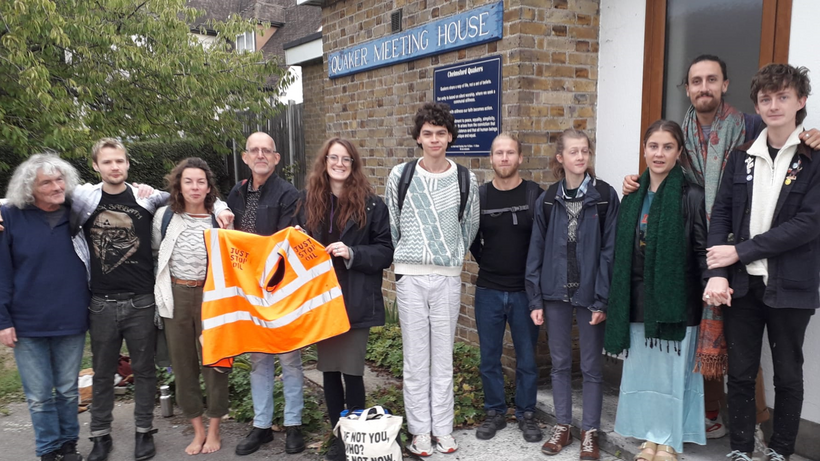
[201,227,350,368]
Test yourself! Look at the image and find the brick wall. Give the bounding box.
[301,61,327,167]
[313,0,601,380]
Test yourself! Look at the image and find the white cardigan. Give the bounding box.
[152,207,230,319]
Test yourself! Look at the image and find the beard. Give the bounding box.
[694,93,721,114]
[492,164,519,179]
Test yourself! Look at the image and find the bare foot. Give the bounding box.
[202,417,222,454]
[185,435,205,455]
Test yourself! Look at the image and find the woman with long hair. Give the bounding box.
[605,120,708,461]
[526,129,619,459]
[294,138,393,461]
[152,157,230,455]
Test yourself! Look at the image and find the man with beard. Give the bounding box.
[71,138,232,461]
[470,134,544,444]
[622,55,820,456]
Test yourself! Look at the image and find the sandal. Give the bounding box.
[635,441,657,461]
[653,444,678,461]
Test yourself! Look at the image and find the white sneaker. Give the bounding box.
[705,412,727,439]
[407,433,433,457]
[435,434,459,454]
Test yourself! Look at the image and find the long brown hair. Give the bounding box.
[303,138,373,233]
[165,157,220,213]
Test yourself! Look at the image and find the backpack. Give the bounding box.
[397,159,471,221]
[478,180,543,225]
[542,178,611,236]
[160,207,219,241]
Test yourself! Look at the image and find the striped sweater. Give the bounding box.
[385,159,479,277]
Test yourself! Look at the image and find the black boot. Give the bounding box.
[87,434,112,461]
[40,451,61,461]
[134,429,157,461]
[285,426,306,454]
[235,427,273,456]
[60,440,84,461]
[325,435,345,461]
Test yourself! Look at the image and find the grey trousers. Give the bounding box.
[164,284,229,419]
[544,301,605,430]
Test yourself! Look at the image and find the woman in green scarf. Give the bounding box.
[605,120,709,461]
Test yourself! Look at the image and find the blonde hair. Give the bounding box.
[91,137,128,163]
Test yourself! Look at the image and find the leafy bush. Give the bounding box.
[365,325,514,428]
[0,139,233,198]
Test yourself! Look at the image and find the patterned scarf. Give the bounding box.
[682,101,745,379]
[604,165,687,355]
[681,101,746,217]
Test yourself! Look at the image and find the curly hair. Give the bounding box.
[164,157,220,214]
[750,63,811,124]
[549,129,597,180]
[6,153,80,209]
[302,138,374,233]
[411,102,458,148]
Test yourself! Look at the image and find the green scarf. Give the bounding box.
[681,101,745,218]
[604,165,688,355]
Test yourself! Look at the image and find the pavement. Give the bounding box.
[0,366,813,460]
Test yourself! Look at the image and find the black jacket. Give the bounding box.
[227,175,299,236]
[706,142,820,309]
[630,182,708,325]
[294,192,394,329]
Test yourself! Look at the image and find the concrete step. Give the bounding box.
[534,380,811,461]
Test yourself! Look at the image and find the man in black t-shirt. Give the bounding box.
[72,138,232,461]
[469,134,543,444]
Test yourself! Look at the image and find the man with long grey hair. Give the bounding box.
[0,153,90,461]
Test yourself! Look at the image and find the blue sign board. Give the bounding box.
[434,56,502,156]
[328,1,503,79]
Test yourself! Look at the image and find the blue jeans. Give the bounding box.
[15,334,85,456]
[250,350,304,428]
[88,293,157,436]
[474,287,539,418]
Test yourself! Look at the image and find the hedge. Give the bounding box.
[0,139,234,198]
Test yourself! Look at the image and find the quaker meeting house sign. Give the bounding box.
[327,1,503,79]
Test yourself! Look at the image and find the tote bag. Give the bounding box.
[334,406,403,460]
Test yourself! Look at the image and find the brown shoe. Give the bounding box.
[580,429,600,460]
[541,424,572,455]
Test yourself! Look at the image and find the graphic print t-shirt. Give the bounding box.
[84,187,154,294]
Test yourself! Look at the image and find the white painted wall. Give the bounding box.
[279,66,304,104]
[595,0,646,191]
[596,0,820,425]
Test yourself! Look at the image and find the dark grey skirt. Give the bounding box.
[316,327,370,376]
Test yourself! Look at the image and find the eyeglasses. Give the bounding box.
[248,147,276,155]
[327,155,353,165]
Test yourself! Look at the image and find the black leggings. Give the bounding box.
[324,371,366,429]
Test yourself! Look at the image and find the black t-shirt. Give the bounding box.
[475,181,534,291]
[84,187,155,294]
[767,143,780,162]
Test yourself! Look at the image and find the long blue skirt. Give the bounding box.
[613,324,706,453]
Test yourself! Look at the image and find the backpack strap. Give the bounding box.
[456,163,470,222]
[541,182,561,231]
[160,207,173,241]
[396,159,418,216]
[524,180,542,221]
[398,159,470,222]
[592,178,611,236]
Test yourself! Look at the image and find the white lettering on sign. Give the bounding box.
[437,11,489,46]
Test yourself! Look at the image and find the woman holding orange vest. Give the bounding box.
[294,138,393,461]
[152,158,230,455]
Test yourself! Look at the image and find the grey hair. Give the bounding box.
[5,153,80,208]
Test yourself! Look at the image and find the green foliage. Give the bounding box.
[0,0,292,167]
[365,325,513,428]
[0,138,233,197]
[365,325,404,378]
[384,297,399,325]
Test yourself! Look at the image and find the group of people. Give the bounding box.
[1,55,819,461]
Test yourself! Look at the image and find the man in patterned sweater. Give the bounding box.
[385,102,479,457]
